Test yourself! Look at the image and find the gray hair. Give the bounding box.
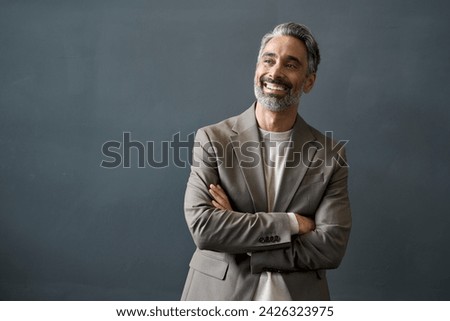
[258,22,320,75]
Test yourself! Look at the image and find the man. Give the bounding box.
[181,22,351,300]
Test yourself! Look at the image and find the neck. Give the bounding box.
[255,102,298,132]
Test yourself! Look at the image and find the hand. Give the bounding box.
[295,214,316,235]
[209,184,233,210]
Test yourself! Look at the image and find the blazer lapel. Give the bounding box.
[272,115,318,212]
[230,105,268,213]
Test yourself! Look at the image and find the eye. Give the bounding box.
[286,63,297,69]
[263,59,275,65]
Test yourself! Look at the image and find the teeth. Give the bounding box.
[265,82,286,91]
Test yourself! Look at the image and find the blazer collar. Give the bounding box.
[230,104,267,212]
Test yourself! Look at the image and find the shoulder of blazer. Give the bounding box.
[197,105,256,141]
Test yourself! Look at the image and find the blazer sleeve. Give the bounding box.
[184,128,293,254]
[250,147,352,273]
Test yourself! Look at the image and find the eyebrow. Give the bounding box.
[261,52,302,65]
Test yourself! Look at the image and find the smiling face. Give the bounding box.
[254,35,316,112]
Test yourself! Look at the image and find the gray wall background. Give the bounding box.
[1,0,449,300]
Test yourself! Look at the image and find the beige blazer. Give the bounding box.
[181,105,351,300]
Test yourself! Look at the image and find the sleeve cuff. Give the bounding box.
[287,212,299,235]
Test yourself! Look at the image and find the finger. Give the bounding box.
[208,187,221,199]
[211,197,225,208]
[209,184,233,210]
[209,185,227,202]
[209,189,227,207]
[215,187,229,202]
[210,184,224,195]
[215,185,229,199]
[212,200,225,210]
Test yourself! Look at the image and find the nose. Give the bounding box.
[268,62,283,80]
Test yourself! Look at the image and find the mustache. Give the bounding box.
[259,76,293,90]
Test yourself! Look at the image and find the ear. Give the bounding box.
[303,73,316,93]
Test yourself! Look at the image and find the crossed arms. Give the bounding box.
[209,184,316,235]
[184,128,352,273]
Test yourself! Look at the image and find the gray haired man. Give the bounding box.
[181,22,351,300]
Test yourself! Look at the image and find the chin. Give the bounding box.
[260,100,293,112]
[254,85,300,112]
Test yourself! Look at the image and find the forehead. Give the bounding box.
[261,35,307,61]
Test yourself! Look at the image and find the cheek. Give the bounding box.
[294,77,307,92]
[254,65,266,84]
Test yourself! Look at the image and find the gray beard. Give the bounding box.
[254,84,302,112]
